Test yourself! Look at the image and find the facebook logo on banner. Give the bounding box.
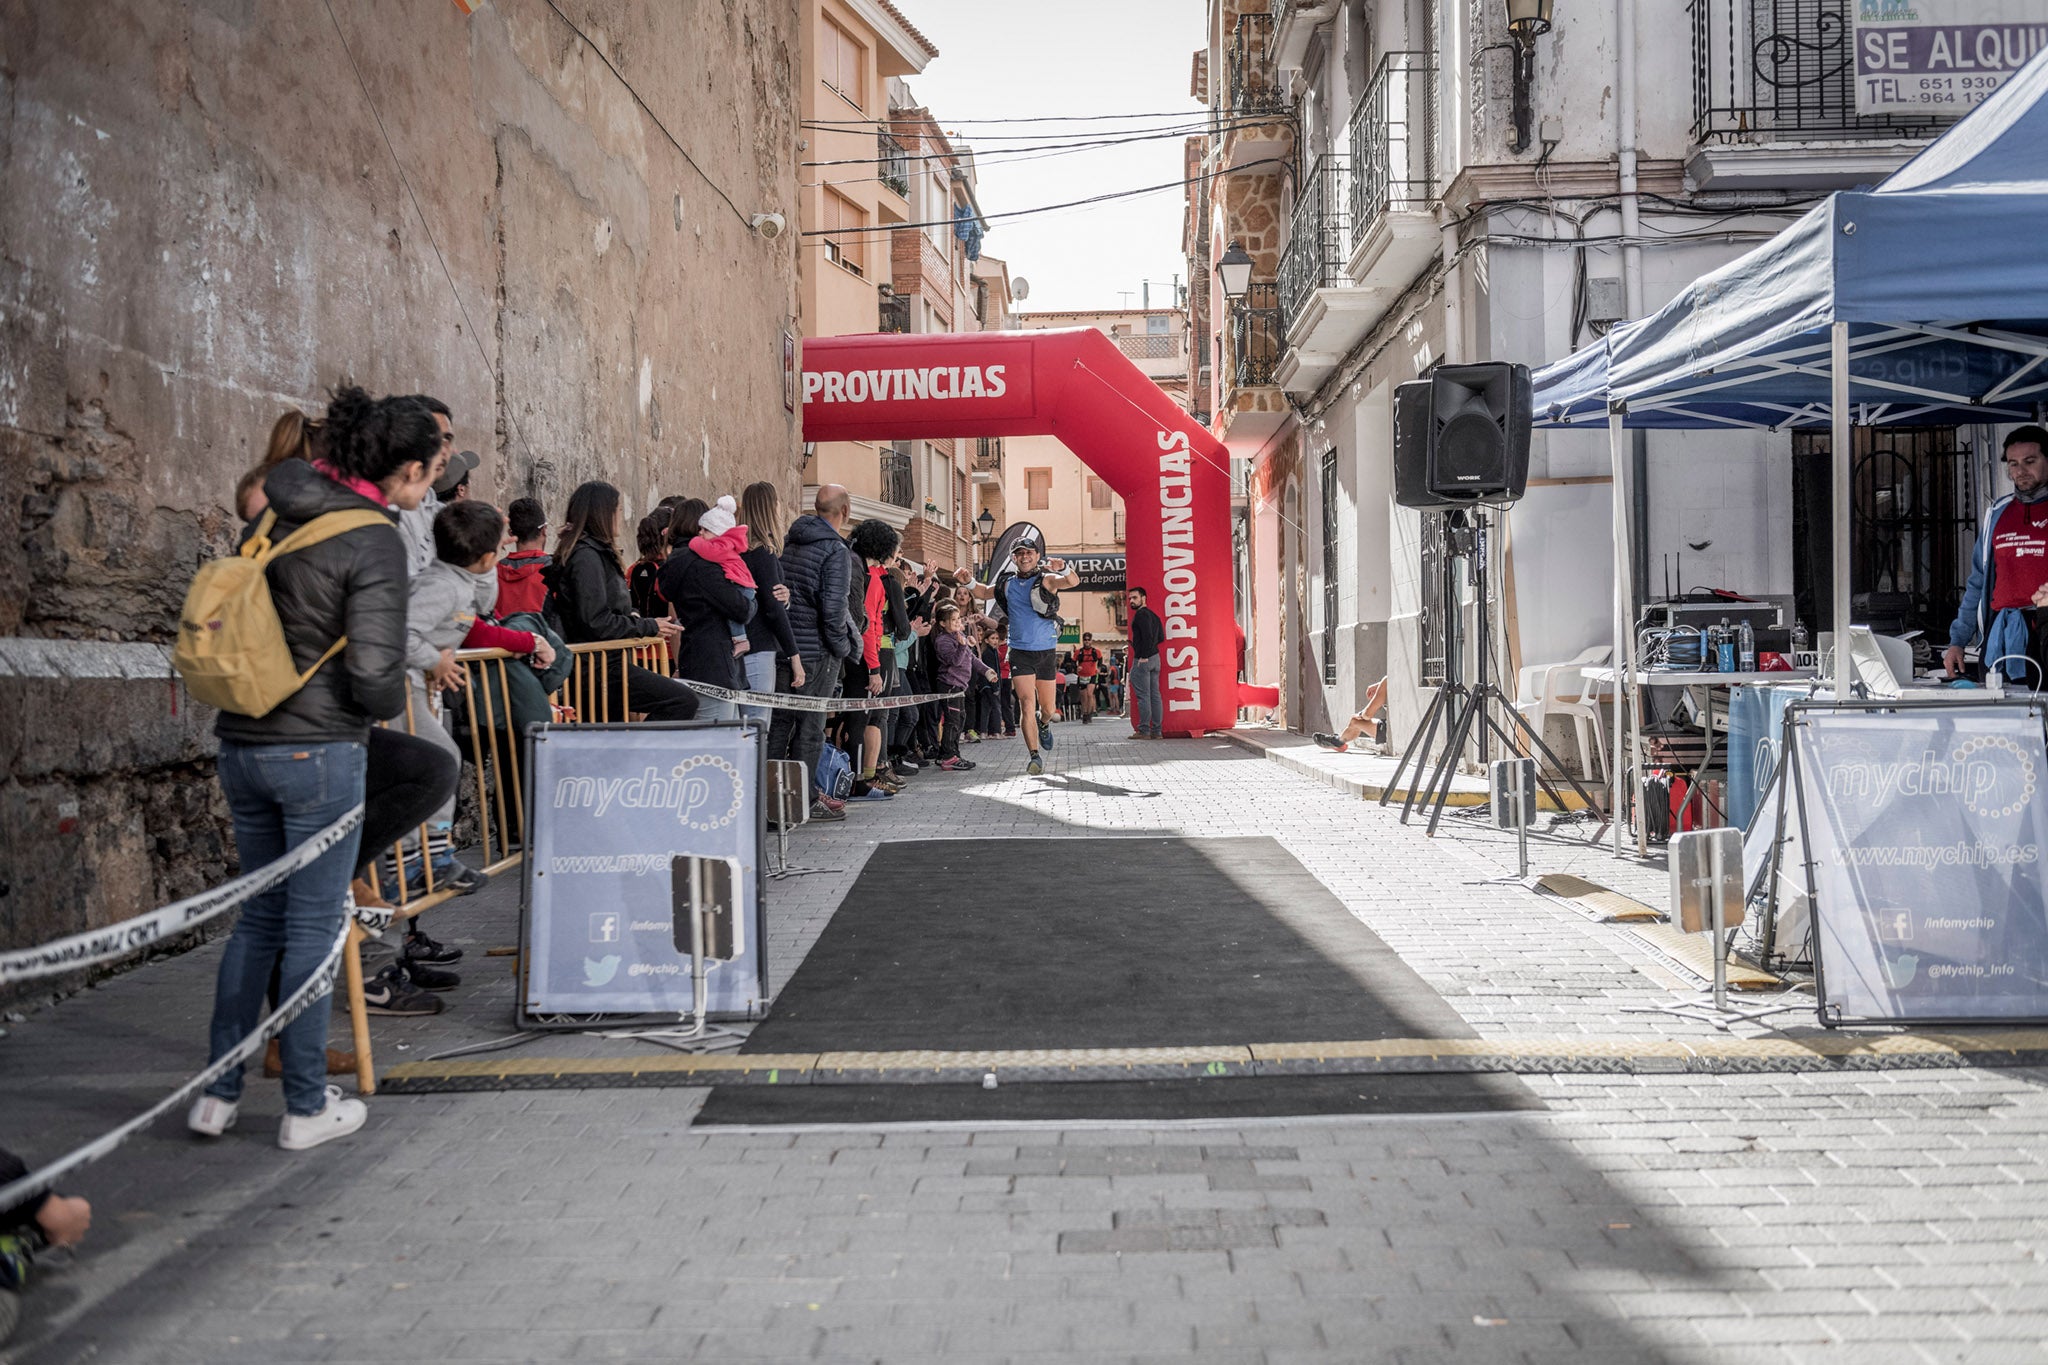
[589,912,620,944]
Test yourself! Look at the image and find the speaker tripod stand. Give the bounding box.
[1381,509,1607,838]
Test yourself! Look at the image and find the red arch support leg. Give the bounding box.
[803,328,1241,736]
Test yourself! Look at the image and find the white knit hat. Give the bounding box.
[698,495,738,538]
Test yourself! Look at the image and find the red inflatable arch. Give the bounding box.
[802,328,1260,736]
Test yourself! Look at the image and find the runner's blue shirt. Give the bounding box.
[1005,573,1058,651]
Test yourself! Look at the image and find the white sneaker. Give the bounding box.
[277,1086,368,1151]
[187,1094,238,1137]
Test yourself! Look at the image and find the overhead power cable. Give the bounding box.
[805,119,1232,144]
[801,109,1219,126]
[320,0,538,472]
[540,0,751,229]
[803,121,1248,169]
[801,157,1286,237]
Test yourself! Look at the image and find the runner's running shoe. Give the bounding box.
[1027,753,1043,776]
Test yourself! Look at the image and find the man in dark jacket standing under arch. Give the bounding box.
[769,484,858,820]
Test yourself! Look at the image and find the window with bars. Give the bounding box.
[1320,449,1338,686]
[821,189,865,277]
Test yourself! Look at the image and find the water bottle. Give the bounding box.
[1716,618,1736,673]
[1737,618,1756,673]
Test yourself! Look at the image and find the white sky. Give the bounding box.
[893,2,1208,315]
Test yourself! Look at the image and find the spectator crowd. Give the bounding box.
[1,384,1177,1335]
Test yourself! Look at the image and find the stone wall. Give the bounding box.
[0,0,802,956]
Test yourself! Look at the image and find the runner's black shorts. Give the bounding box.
[1009,647,1058,681]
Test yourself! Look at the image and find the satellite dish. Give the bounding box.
[1012,278,1031,301]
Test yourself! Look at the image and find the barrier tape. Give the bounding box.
[0,909,358,1214]
[0,806,366,985]
[671,677,965,714]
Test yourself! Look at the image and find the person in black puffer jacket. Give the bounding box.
[541,480,696,722]
[767,485,857,806]
[190,386,432,1154]
[658,502,757,722]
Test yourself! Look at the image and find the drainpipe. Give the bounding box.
[1439,206,1461,364]
[1616,0,1642,318]
[1617,0,1648,610]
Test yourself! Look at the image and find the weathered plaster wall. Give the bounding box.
[0,0,802,957]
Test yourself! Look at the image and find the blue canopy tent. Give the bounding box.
[1530,46,2048,851]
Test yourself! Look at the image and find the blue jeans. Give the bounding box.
[1131,655,1163,736]
[206,740,366,1116]
[741,649,778,730]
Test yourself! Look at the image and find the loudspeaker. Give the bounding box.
[1392,362,1532,509]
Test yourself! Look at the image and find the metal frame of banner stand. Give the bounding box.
[1780,695,2048,1029]
[765,758,837,881]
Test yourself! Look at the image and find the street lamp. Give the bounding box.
[975,506,996,574]
[1216,240,1254,303]
[1504,0,1555,155]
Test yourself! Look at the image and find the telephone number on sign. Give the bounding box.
[1887,75,2007,104]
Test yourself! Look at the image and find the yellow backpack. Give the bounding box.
[172,507,391,717]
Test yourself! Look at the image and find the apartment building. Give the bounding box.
[798,1,1004,572]
[1004,309,1193,645]
[1189,0,1973,752]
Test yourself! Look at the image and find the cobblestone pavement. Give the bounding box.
[4,722,2048,1364]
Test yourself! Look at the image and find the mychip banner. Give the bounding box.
[1853,2,2048,116]
[520,722,767,1023]
[1792,700,2048,1023]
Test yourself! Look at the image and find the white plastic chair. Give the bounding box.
[1513,644,1612,780]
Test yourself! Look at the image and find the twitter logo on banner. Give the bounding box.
[583,955,621,987]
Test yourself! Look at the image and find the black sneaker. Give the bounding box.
[363,966,443,1015]
[438,862,489,897]
[401,960,461,992]
[404,929,463,964]
[808,800,846,823]
[892,758,918,778]
[1312,732,1347,752]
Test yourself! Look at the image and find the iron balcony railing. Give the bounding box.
[880,445,914,508]
[878,290,910,334]
[878,131,910,197]
[1689,0,1958,143]
[1278,154,1352,327]
[1228,12,1289,118]
[973,437,1002,473]
[1231,282,1282,390]
[1348,51,1438,251]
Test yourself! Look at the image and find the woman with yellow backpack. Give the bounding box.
[177,385,440,1152]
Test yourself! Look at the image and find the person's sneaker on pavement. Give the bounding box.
[1312,732,1348,752]
[363,966,443,1015]
[400,960,460,991]
[937,755,975,771]
[277,1086,368,1152]
[1038,718,1054,750]
[187,1094,238,1137]
[808,799,846,823]
[819,793,846,813]
[1027,753,1044,776]
[404,928,463,964]
[892,757,919,776]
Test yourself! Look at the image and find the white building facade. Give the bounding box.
[1193,0,1976,756]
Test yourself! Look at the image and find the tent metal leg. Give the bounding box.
[1831,322,1853,697]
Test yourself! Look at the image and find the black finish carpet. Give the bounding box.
[695,836,1536,1124]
